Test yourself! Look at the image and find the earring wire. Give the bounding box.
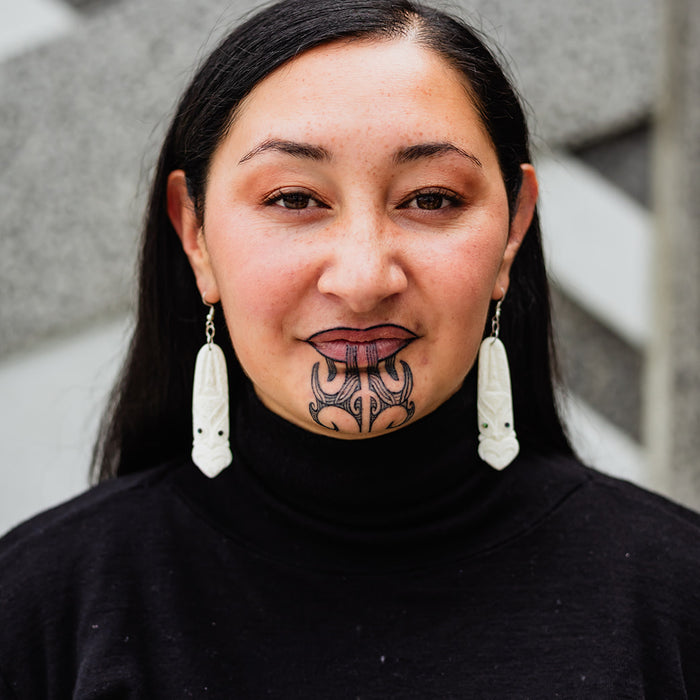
[202,292,215,347]
[490,289,506,341]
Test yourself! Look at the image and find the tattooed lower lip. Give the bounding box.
[306,325,417,365]
[311,338,413,364]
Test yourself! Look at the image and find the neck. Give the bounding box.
[235,374,480,528]
[171,371,582,573]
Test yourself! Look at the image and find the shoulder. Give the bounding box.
[529,451,700,535]
[538,455,700,600]
[572,458,700,539]
[0,463,197,693]
[0,463,192,656]
[520,451,700,581]
[523,454,700,627]
[0,464,177,578]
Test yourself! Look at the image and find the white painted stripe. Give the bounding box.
[536,151,652,348]
[0,0,79,62]
[561,391,647,487]
[0,316,130,535]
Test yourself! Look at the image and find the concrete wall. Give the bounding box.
[645,0,700,509]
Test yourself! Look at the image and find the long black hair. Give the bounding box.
[92,0,572,481]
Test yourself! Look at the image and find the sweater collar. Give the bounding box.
[234,373,483,529]
[171,374,586,573]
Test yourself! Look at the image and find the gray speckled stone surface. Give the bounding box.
[0,0,658,357]
[0,0,258,356]
[645,0,700,510]
[465,0,658,146]
[63,0,122,9]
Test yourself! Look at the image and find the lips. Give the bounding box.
[306,324,417,365]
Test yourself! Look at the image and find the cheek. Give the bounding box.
[417,232,506,364]
[421,230,506,309]
[205,223,312,352]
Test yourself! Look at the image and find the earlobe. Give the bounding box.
[167,170,220,303]
[492,164,538,298]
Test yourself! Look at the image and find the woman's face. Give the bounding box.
[170,39,537,439]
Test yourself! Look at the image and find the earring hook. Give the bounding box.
[490,288,506,341]
[202,291,215,346]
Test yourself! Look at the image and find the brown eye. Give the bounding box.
[399,189,462,211]
[414,193,447,210]
[266,189,327,210]
[277,192,312,209]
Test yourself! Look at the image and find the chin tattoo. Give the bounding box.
[309,342,415,433]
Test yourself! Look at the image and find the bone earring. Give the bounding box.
[477,291,519,470]
[191,292,232,478]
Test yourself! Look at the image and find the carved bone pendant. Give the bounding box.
[477,337,519,470]
[192,342,232,478]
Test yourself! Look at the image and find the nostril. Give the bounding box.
[317,258,408,313]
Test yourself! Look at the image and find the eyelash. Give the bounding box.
[263,187,465,212]
[397,188,465,211]
[263,189,328,210]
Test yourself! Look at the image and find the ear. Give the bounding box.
[167,170,220,303]
[492,163,538,299]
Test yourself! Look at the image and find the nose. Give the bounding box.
[316,218,408,314]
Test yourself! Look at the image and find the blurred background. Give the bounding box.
[1,0,698,534]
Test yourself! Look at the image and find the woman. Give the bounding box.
[1,0,699,697]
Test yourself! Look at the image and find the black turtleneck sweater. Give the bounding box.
[1,385,700,698]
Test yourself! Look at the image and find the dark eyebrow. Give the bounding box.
[394,142,483,168]
[238,139,332,165]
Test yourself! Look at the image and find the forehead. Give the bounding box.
[222,39,494,160]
